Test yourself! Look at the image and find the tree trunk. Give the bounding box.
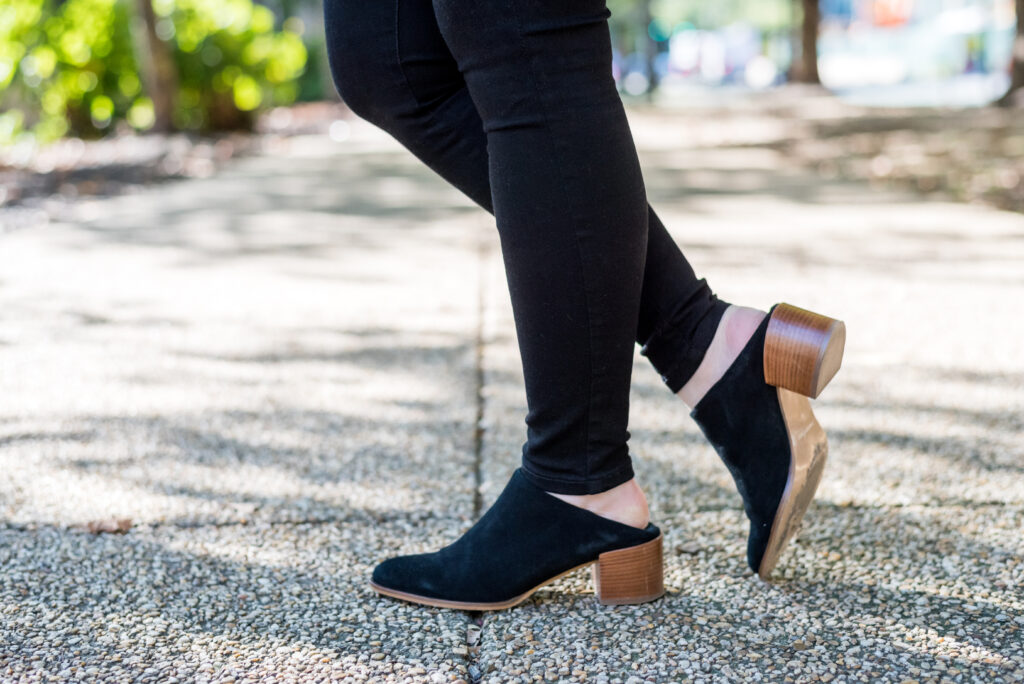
[792,0,821,84]
[641,0,658,100]
[998,0,1024,106]
[133,0,178,132]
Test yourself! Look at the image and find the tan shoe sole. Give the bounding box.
[756,388,829,580]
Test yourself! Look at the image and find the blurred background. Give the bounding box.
[1,0,1023,215]
[608,0,1020,106]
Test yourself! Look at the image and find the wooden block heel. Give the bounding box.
[592,533,664,605]
[763,303,846,399]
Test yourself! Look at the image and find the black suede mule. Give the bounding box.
[370,468,664,610]
[691,303,845,580]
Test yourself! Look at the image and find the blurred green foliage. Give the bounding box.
[0,0,307,143]
[0,0,135,142]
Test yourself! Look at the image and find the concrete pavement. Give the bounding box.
[1,100,1022,682]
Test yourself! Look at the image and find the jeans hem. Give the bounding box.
[644,297,730,393]
[519,460,636,496]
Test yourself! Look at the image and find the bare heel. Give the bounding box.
[592,533,664,605]
[763,303,846,399]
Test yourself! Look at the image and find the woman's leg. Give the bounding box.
[322,0,845,590]
[323,0,729,400]
[424,0,654,495]
[330,0,677,608]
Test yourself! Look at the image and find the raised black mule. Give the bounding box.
[691,303,845,580]
[370,468,665,610]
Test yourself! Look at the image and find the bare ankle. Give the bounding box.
[547,478,650,529]
[676,305,766,408]
[723,306,766,356]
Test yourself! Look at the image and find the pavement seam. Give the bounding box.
[473,228,490,522]
[466,225,491,684]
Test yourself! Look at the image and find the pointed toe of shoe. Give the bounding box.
[370,555,405,590]
[371,552,443,599]
[746,520,772,574]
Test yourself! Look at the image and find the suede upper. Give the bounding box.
[689,305,791,573]
[372,468,660,604]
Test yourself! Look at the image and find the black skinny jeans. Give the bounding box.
[323,0,729,495]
